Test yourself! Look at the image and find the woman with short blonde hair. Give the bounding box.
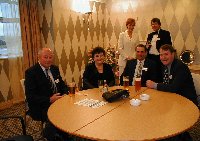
[118,18,139,77]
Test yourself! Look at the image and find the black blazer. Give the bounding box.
[147,29,172,53]
[157,59,198,105]
[120,58,158,87]
[25,63,68,121]
[83,63,115,90]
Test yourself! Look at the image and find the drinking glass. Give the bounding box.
[68,82,76,96]
[98,80,104,93]
[135,77,141,92]
[123,76,129,90]
[146,40,152,49]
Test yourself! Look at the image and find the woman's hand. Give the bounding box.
[126,56,134,60]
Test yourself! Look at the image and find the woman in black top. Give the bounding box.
[83,47,115,90]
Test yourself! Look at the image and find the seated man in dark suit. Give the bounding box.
[25,48,69,141]
[146,44,198,105]
[146,44,198,141]
[120,44,158,86]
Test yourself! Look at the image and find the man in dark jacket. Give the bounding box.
[120,44,158,87]
[25,47,69,141]
[146,44,197,141]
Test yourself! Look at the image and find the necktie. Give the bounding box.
[163,67,169,84]
[136,61,142,78]
[45,69,57,93]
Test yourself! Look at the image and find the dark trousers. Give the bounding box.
[43,121,71,141]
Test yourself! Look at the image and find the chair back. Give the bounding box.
[20,79,25,94]
[19,79,45,139]
[80,69,85,90]
[191,73,200,106]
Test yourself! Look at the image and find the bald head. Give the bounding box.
[38,48,54,69]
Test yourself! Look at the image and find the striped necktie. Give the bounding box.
[45,69,57,93]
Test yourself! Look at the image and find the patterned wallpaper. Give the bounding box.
[0,0,200,104]
[38,0,200,85]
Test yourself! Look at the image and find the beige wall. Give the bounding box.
[1,0,200,105]
[39,0,200,84]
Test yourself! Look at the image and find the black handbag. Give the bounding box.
[102,89,130,102]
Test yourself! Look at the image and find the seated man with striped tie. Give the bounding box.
[25,47,69,141]
[120,44,158,87]
[146,44,198,141]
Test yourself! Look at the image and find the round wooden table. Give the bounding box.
[48,87,199,141]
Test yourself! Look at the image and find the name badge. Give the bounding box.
[142,68,148,71]
[55,79,60,83]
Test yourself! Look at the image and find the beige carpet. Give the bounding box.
[0,102,200,141]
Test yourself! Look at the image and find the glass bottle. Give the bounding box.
[102,80,108,93]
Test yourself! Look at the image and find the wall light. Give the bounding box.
[72,0,93,30]
[82,11,92,31]
[112,0,138,13]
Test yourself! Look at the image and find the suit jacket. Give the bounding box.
[157,59,198,105]
[83,63,115,90]
[120,58,158,87]
[25,63,68,121]
[147,28,172,53]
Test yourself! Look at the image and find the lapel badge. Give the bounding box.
[142,68,148,71]
[55,79,60,83]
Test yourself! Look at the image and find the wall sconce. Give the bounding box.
[82,12,92,31]
[72,0,92,30]
[112,0,138,13]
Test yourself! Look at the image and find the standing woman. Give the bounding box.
[118,18,139,77]
[83,47,115,90]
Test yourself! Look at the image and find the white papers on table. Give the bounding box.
[74,98,107,108]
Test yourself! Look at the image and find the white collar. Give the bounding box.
[137,59,145,64]
[38,61,50,72]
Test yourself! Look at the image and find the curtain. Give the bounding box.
[19,0,41,72]
[0,0,24,104]
[0,0,41,107]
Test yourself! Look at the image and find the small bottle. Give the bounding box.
[102,80,108,93]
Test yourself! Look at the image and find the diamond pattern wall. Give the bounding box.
[38,0,200,86]
[1,0,200,104]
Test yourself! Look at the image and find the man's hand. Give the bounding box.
[50,93,63,103]
[146,80,156,89]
